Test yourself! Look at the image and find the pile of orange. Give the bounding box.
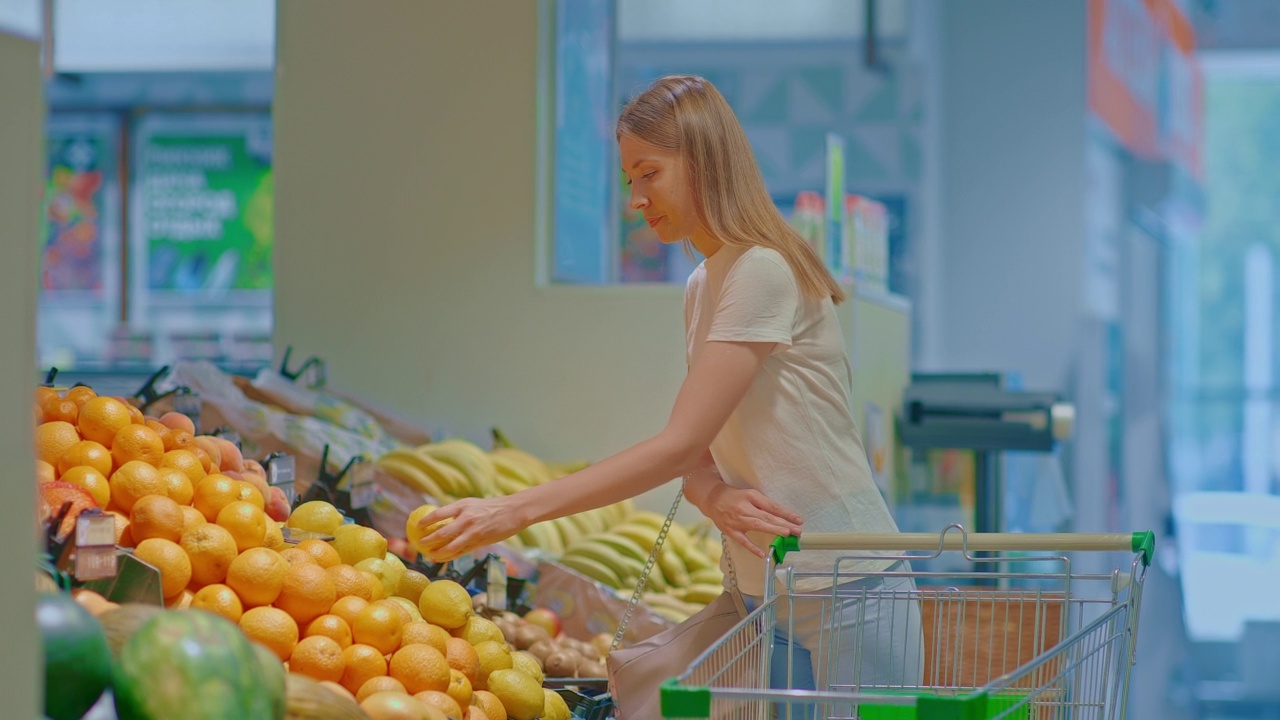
[32,383,559,719]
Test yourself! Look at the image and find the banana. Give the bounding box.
[664,523,694,561]
[491,446,554,484]
[680,584,727,605]
[589,533,649,564]
[689,567,726,586]
[380,448,472,498]
[501,534,525,550]
[702,536,723,563]
[613,523,659,553]
[563,541,645,584]
[628,511,669,533]
[374,455,455,503]
[489,452,539,488]
[548,517,581,550]
[558,555,623,588]
[681,544,716,573]
[517,521,564,557]
[493,474,529,497]
[419,440,498,498]
[658,548,692,589]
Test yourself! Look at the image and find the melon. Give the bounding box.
[37,592,113,720]
[113,608,285,720]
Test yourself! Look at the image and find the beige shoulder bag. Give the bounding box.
[604,484,748,719]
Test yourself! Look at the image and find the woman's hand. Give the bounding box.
[416,495,524,562]
[702,483,803,559]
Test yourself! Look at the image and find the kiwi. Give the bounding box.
[578,660,608,679]
[527,639,555,663]
[544,650,579,678]
[515,623,550,650]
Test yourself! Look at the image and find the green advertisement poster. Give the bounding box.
[136,114,273,293]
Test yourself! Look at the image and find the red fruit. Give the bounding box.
[524,608,563,639]
[39,481,99,538]
[265,486,291,523]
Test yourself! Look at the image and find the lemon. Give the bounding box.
[418,580,473,630]
[406,503,453,550]
[262,521,285,550]
[485,668,545,720]
[394,568,430,603]
[542,688,573,720]
[330,523,388,566]
[511,651,544,684]
[453,615,504,646]
[386,596,424,622]
[353,557,399,598]
[285,500,344,535]
[472,640,513,691]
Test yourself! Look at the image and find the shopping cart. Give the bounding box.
[660,524,1153,719]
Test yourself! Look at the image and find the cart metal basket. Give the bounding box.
[660,525,1153,719]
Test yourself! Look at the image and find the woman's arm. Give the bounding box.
[418,340,775,560]
[684,449,804,558]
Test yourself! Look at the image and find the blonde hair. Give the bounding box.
[617,75,846,304]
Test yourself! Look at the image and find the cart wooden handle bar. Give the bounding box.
[769,529,1156,566]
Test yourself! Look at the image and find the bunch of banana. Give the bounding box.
[376,448,469,502]
[418,438,499,498]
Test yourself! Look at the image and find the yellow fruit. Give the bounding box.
[485,668,544,720]
[417,580,472,630]
[443,637,479,685]
[59,466,110,507]
[35,459,56,485]
[452,616,503,646]
[332,524,389,566]
[132,538,191,599]
[386,596,423,624]
[240,606,299,662]
[471,640,512,691]
[296,538,342,569]
[405,503,452,551]
[511,651,544,684]
[328,564,373,602]
[353,557,400,599]
[471,690,507,720]
[394,569,430,604]
[263,521,286,550]
[542,688,573,720]
[445,668,473,710]
[287,501,345,535]
[401,621,450,654]
[290,635,346,683]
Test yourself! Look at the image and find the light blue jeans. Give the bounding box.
[743,563,925,718]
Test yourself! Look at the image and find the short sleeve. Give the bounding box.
[706,251,798,350]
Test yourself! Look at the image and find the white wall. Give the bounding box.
[0,26,44,720]
[272,1,688,513]
[933,0,1087,392]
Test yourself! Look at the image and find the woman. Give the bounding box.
[419,74,922,697]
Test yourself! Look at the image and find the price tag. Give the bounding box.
[172,389,202,434]
[74,512,118,581]
[348,461,376,509]
[268,454,297,506]
[486,554,508,612]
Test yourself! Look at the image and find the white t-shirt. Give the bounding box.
[685,245,899,595]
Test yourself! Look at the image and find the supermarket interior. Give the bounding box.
[2,0,1279,718]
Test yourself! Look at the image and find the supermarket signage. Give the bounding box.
[136,115,273,294]
[1088,0,1202,177]
[43,116,121,299]
[74,511,118,580]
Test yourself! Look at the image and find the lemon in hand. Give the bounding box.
[406,503,453,553]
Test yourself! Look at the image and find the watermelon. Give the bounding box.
[37,592,113,720]
[113,609,285,720]
[252,642,287,720]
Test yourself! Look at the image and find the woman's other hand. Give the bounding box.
[416,495,523,562]
[703,483,803,559]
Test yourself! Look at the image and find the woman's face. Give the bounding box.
[619,134,704,249]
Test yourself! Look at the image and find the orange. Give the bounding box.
[167,430,195,452]
[233,480,265,510]
[444,637,480,684]
[160,449,207,486]
[63,385,97,408]
[159,411,197,435]
[181,523,240,588]
[77,396,131,446]
[42,397,79,425]
[471,690,506,720]
[297,539,342,569]
[35,459,56,485]
[158,467,194,506]
[351,603,403,655]
[240,606,299,662]
[36,421,81,466]
[356,676,406,704]
[328,564,373,602]
[361,570,386,601]
[264,521,286,550]
[279,547,318,566]
[413,690,462,720]
[34,386,59,408]
[192,474,240,522]
[129,494,185,543]
[133,538,192,599]
[276,562,337,626]
[57,440,113,477]
[59,466,110,507]
[192,446,213,473]
[401,621,449,655]
[389,643,451,695]
[126,403,145,425]
[143,419,173,450]
[109,461,165,513]
[376,598,414,627]
[111,424,165,469]
[190,583,244,623]
[106,511,132,547]
[290,635,346,683]
[329,595,370,628]
[445,669,472,709]
[226,546,288,608]
[340,643,388,695]
[180,505,207,533]
[165,589,194,610]
[216,501,267,552]
[305,613,353,649]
